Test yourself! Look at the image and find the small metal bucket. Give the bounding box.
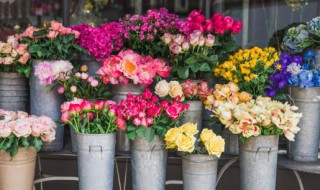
[182,154,218,190]
[76,132,116,190]
[223,129,239,155]
[180,101,203,138]
[131,136,167,190]
[287,86,320,162]
[30,60,65,151]
[240,135,279,190]
[0,72,28,112]
[111,84,145,153]
[78,54,102,75]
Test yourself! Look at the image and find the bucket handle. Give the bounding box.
[89,145,103,159]
[254,147,273,161]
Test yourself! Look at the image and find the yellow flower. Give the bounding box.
[249,60,257,68]
[238,91,253,102]
[249,73,256,80]
[164,127,182,149]
[276,64,281,70]
[200,129,216,143]
[244,76,250,81]
[265,61,273,67]
[180,123,199,136]
[176,134,196,153]
[204,136,225,157]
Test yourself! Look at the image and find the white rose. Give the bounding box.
[155,80,170,98]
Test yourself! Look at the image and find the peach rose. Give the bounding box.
[238,91,253,102]
[3,57,13,65]
[47,30,58,39]
[50,20,62,31]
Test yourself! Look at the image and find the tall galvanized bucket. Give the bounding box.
[76,132,116,190]
[223,129,239,155]
[0,72,28,112]
[78,54,102,75]
[112,84,145,153]
[287,87,320,162]
[0,147,37,190]
[180,101,203,138]
[30,60,65,151]
[131,136,167,190]
[182,154,218,190]
[70,126,77,153]
[240,135,279,190]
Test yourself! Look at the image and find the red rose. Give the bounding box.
[232,21,243,34]
[165,105,179,120]
[223,16,234,30]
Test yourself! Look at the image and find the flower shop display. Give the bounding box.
[60,99,119,190]
[213,97,302,190]
[282,50,320,162]
[214,46,279,98]
[115,88,188,190]
[0,35,31,111]
[165,123,225,190]
[0,110,56,190]
[30,60,73,151]
[204,82,252,155]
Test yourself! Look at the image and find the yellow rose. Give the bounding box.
[180,123,199,135]
[200,129,216,143]
[169,81,184,100]
[205,136,225,157]
[176,134,196,153]
[155,80,170,98]
[238,91,253,102]
[165,127,182,149]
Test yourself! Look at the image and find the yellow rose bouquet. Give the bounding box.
[164,123,225,157]
[214,47,279,98]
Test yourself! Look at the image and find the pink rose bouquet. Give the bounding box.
[0,35,31,76]
[19,20,85,60]
[115,88,188,142]
[0,109,56,158]
[96,50,170,86]
[60,98,121,134]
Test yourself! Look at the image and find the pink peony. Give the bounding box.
[34,61,55,85]
[116,117,126,131]
[80,100,92,112]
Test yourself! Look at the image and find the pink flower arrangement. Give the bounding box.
[0,35,31,76]
[96,50,170,86]
[182,10,243,35]
[34,60,73,85]
[115,88,188,141]
[0,109,57,157]
[60,98,120,134]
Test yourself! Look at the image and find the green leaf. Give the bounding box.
[31,138,43,151]
[190,63,200,72]
[21,138,30,150]
[199,63,211,72]
[209,55,218,63]
[159,116,170,125]
[145,128,155,142]
[127,131,136,140]
[127,124,136,132]
[185,57,197,65]
[33,29,48,37]
[177,66,189,80]
[136,126,146,137]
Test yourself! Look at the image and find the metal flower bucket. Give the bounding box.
[240,135,279,190]
[131,136,167,190]
[182,154,218,190]
[180,101,203,138]
[223,128,239,155]
[76,132,116,190]
[111,84,145,153]
[30,60,65,151]
[70,126,77,153]
[78,54,102,75]
[0,72,28,112]
[287,86,320,162]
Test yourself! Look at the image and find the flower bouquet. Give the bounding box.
[214,46,279,98]
[165,123,225,190]
[60,98,120,190]
[0,109,56,190]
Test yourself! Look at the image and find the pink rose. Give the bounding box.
[1,43,12,54]
[232,21,243,34]
[205,34,215,47]
[199,36,205,46]
[18,53,30,64]
[211,13,223,22]
[16,44,28,55]
[205,20,214,32]
[182,42,190,51]
[147,106,162,117]
[40,127,56,142]
[0,120,11,138]
[116,117,126,131]
[189,10,205,23]
[3,57,13,65]
[146,117,154,126]
[142,89,153,100]
[160,100,169,108]
[169,43,182,55]
[165,105,180,120]
[189,30,202,46]
[73,30,81,39]
[133,117,141,126]
[181,79,198,99]
[20,26,38,38]
[10,50,18,58]
[31,123,44,137]
[17,111,28,119]
[50,20,62,31]
[161,33,172,44]
[223,16,233,30]
[59,27,72,35]
[173,34,185,45]
[46,30,59,39]
[12,119,32,138]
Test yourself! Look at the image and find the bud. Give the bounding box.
[80,65,88,72]
[70,86,77,94]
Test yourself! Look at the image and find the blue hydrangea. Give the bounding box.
[288,75,299,86]
[298,70,314,88]
[307,16,320,37]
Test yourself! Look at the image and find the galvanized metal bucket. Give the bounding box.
[30,60,65,151]
[0,72,28,112]
[287,86,320,162]
[240,135,279,190]
[78,54,102,75]
[112,84,145,153]
[70,126,77,153]
[180,101,203,138]
[182,154,218,190]
[223,128,239,155]
[131,136,167,190]
[76,132,116,190]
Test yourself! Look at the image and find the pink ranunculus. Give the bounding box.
[12,119,32,138]
[142,89,153,100]
[61,112,71,123]
[160,100,169,108]
[46,30,59,39]
[205,34,215,47]
[50,20,62,31]
[116,117,126,131]
[223,16,234,30]
[232,21,243,34]
[169,43,182,55]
